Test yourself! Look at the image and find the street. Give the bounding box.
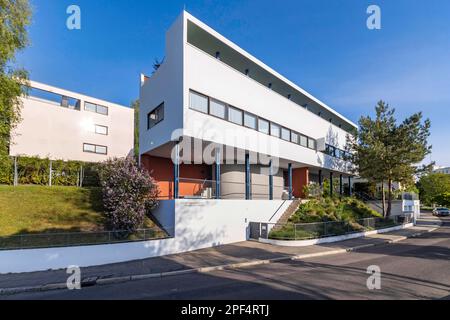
[2,216,449,300]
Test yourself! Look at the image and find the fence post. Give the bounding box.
[13,156,18,186]
[80,165,84,187]
[49,160,53,187]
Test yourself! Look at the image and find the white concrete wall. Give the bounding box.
[139,13,185,155]
[0,199,292,274]
[10,81,134,162]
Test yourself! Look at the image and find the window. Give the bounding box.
[147,103,164,129]
[300,135,308,147]
[228,106,243,125]
[258,118,269,134]
[95,125,108,135]
[189,90,208,113]
[244,112,257,129]
[85,102,97,113]
[281,127,290,141]
[270,123,280,138]
[85,102,109,115]
[308,138,316,150]
[83,143,95,153]
[27,86,81,110]
[209,99,226,119]
[325,145,334,156]
[95,145,107,155]
[97,105,108,115]
[291,132,299,144]
[83,143,107,155]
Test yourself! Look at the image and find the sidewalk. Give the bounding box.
[0,216,442,294]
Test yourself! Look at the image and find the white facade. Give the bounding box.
[10,80,134,162]
[140,11,356,176]
[433,166,450,174]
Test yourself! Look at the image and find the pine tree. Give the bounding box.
[347,101,432,217]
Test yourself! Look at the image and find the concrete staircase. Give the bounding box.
[274,200,302,225]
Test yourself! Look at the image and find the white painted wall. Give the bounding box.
[139,13,185,155]
[0,199,292,274]
[10,81,134,162]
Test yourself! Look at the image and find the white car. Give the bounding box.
[433,207,450,217]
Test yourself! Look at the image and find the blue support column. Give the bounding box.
[245,153,251,200]
[330,172,333,197]
[288,163,293,200]
[174,143,180,199]
[340,174,343,197]
[215,147,221,199]
[269,160,273,200]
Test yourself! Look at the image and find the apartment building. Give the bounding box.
[10,80,134,162]
[140,11,356,201]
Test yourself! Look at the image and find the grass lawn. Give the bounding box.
[0,185,161,241]
[0,185,105,237]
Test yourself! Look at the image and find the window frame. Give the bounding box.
[189,90,209,114]
[244,112,257,130]
[228,106,244,126]
[94,124,108,135]
[209,98,227,120]
[281,127,291,141]
[147,102,165,130]
[83,143,108,155]
[257,118,270,135]
[270,122,281,138]
[84,101,109,116]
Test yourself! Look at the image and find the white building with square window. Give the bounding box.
[140,11,357,201]
[9,80,134,162]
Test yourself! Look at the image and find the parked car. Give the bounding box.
[433,207,450,217]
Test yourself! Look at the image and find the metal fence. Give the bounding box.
[1,156,100,187]
[252,214,413,241]
[0,226,172,251]
[176,177,293,200]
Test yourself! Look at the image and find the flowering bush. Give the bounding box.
[99,157,159,232]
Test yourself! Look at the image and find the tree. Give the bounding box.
[417,173,450,206]
[152,57,164,74]
[0,0,31,158]
[347,101,432,217]
[99,157,159,232]
[131,100,139,160]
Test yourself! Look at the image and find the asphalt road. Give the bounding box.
[3,216,449,300]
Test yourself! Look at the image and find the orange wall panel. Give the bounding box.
[293,167,309,198]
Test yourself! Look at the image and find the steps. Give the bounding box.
[275,200,302,225]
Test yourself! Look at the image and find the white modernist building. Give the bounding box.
[10,80,134,162]
[140,11,357,201]
[138,11,358,252]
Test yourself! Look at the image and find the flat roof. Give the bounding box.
[27,80,131,110]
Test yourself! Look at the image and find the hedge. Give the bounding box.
[0,156,100,187]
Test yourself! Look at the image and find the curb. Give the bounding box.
[0,224,441,296]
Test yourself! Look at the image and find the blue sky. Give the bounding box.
[17,0,450,165]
